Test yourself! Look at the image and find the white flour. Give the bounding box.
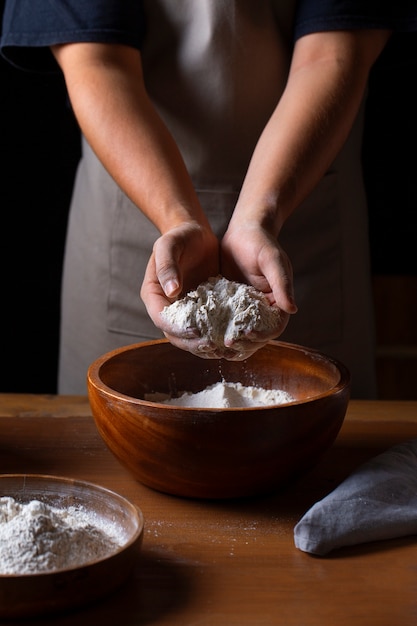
[147,381,294,408]
[0,497,124,575]
[158,276,291,407]
[161,276,281,349]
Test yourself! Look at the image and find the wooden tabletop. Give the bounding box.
[1,394,417,626]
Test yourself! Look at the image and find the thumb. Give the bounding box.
[153,234,183,298]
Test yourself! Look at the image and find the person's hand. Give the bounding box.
[218,221,298,358]
[141,221,221,353]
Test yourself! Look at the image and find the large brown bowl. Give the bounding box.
[87,339,350,499]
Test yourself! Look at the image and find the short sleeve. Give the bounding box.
[294,0,417,39]
[0,0,146,72]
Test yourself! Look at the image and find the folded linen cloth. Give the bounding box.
[294,438,417,556]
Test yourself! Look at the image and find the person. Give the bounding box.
[0,1,415,397]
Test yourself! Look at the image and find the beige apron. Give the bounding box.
[58,0,376,398]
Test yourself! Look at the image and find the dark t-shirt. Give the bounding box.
[1,0,416,72]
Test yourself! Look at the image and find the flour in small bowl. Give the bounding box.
[0,497,124,575]
[147,381,294,408]
[161,276,281,349]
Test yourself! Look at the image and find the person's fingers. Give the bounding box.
[152,234,183,298]
[258,246,297,315]
[220,225,297,315]
[140,253,173,324]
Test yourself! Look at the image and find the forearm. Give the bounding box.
[51,43,210,234]
[230,29,391,235]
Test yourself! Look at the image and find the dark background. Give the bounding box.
[1,38,416,395]
[1,58,80,393]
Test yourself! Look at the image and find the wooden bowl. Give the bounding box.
[0,474,144,619]
[87,339,350,499]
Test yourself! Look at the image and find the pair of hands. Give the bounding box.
[51,30,391,364]
[141,220,297,361]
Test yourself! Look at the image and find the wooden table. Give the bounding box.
[1,394,417,626]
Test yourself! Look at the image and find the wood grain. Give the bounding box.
[1,394,417,625]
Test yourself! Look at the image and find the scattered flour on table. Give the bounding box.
[0,497,124,575]
[160,275,281,349]
[147,381,294,408]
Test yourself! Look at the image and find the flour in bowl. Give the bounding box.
[147,381,294,408]
[160,275,281,349]
[0,497,124,574]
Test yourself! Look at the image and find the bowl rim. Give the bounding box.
[87,339,351,411]
[0,473,144,579]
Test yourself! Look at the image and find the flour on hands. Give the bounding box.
[160,276,282,359]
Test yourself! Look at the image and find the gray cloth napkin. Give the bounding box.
[294,438,417,556]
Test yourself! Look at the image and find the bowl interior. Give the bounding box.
[96,339,347,404]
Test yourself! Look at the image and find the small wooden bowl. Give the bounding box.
[88,339,350,499]
[0,474,144,619]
